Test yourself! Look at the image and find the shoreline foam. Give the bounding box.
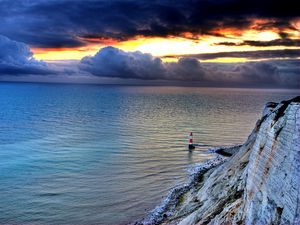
[135,149,233,225]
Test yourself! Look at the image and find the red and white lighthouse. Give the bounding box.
[188,132,195,150]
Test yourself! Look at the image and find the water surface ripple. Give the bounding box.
[0,83,298,224]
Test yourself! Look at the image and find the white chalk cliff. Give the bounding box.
[138,96,300,225]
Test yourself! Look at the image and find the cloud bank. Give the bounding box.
[0,35,53,75]
[1,35,298,88]
[216,38,300,47]
[79,46,300,88]
[79,47,165,80]
[164,49,300,60]
[0,0,299,48]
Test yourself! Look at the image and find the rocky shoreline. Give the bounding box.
[135,96,300,225]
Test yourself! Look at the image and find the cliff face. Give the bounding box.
[141,96,300,225]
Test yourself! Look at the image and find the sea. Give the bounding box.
[0,82,299,224]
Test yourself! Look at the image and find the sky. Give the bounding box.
[0,0,299,88]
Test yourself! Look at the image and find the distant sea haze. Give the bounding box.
[0,83,299,224]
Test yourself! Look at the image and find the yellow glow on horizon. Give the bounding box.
[33,45,101,60]
[241,30,280,41]
[201,57,249,63]
[32,28,299,62]
[34,50,85,60]
[115,33,292,57]
[160,57,179,62]
[118,37,199,56]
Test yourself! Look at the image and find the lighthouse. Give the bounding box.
[188,132,195,150]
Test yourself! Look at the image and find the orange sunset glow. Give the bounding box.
[31,17,300,63]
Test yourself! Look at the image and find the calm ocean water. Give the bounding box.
[0,83,299,224]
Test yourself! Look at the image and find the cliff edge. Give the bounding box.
[139,96,300,225]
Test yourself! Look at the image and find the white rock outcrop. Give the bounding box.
[138,96,300,225]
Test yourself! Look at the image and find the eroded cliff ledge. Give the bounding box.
[139,96,300,225]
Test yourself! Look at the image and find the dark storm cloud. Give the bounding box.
[0,0,299,48]
[217,38,300,47]
[164,49,300,60]
[79,46,166,79]
[79,46,300,88]
[0,35,54,75]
